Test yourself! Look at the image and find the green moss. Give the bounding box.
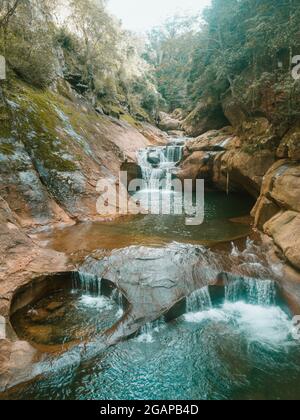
[5,81,78,172]
[0,143,14,155]
[120,113,141,128]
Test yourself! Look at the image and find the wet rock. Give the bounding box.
[45,302,64,313]
[0,139,71,229]
[0,339,36,391]
[81,244,220,344]
[120,162,142,188]
[277,126,300,161]
[26,325,53,344]
[251,196,280,230]
[27,309,49,323]
[176,151,214,183]
[264,211,300,271]
[147,151,161,165]
[185,128,237,153]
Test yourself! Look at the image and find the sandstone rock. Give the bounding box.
[260,161,300,213]
[277,126,300,161]
[158,112,181,131]
[45,301,64,312]
[222,97,247,129]
[120,162,142,188]
[80,244,223,345]
[178,129,275,197]
[0,339,36,391]
[186,127,238,153]
[140,122,169,145]
[213,150,275,198]
[251,196,280,230]
[1,80,157,226]
[240,117,279,149]
[182,99,229,137]
[176,151,214,183]
[264,211,300,271]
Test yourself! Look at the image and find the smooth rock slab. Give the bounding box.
[81,244,222,344]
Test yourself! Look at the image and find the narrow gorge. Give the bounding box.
[1,0,300,401]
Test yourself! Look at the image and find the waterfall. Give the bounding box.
[112,288,124,318]
[186,286,213,313]
[225,277,277,306]
[164,145,183,163]
[137,143,184,192]
[73,272,102,296]
[137,318,165,343]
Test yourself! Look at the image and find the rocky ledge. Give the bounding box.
[177,123,300,300]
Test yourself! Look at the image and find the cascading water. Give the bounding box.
[186,286,213,313]
[137,318,165,343]
[112,288,124,318]
[164,145,183,163]
[73,272,102,296]
[225,277,277,306]
[137,142,184,192]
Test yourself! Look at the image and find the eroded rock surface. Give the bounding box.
[178,125,300,296]
[0,80,165,227]
[0,196,70,391]
[252,161,300,273]
[158,112,181,132]
[177,128,275,198]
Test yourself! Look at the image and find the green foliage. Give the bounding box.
[0,0,57,88]
[147,0,300,127]
[0,0,161,120]
[145,15,200,111]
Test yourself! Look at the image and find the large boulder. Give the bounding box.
[182,99,229,137]
[264,211,300,271]
[158,112,181,132]
[213,149,276,198]
[176,151,214,183]
[277,126,300,161]
[178,129,275,197]
[259,161,300,213]
[185,127,238,153]
[0,80,155,226]
[252,161,300,272]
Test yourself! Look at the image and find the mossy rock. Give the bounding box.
[6,81,78,172]
[120,114,141,129]
[0,143,14,155]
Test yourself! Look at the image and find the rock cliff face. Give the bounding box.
[0,79,165,229]
[177,127,276,198]
[177,121,300,298]
[0,77,168,389]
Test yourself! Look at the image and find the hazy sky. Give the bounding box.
[107,0,211,32]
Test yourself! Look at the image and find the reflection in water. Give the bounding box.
[11,287,123,348]
[38,191,254,257]
[5,140,293,400]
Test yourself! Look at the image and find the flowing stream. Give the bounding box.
[4,137,300,400]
